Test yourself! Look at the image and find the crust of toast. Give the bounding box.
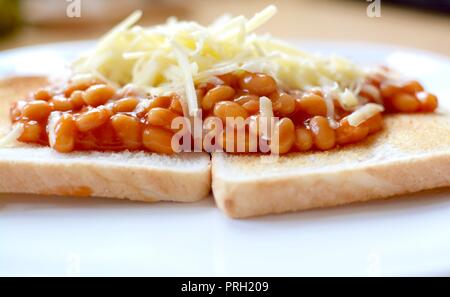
[0,77,211,202]
[212,113,450,218]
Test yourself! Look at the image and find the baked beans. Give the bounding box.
[309,116,336,150]
[22,100,51,121]
[202,85,235,111]
[75,107,110,132]
[18,121,42,143]
[362,113,383,134]
[213,101,249,122]
[218,73,239,87]
[34,88,52,101]
[294,126,313,152]
[50,96,74,112]
[64,77,99,97]
[297,93,328,116]
[52,114,76,153]
[336,119,369,145]
[390,93,420,113]
[83,84,115,107]
[416,91,438,112]
[69,90,86,110]
[239,72,277,96]
[241,99,260,115]
[11,69,438,155]
[112,97,139,113]
[147,107,178,130]
[380,82,401,98]
[148,96,172,110]
[111,114,142,150]
[402,80,424,94]
[143,126,175,154]
[234,94,260,114]
[271,92,296,116]
[234,94,259,105]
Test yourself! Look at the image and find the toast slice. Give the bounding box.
[212,113,450,218]
[0,77,211,202]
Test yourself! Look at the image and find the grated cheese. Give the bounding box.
[171,41,199,116]
[339,88,360,110]
[72,5,366,116]
[47,111,62,148]
[0,123,24,147]
[360,84,382,104]
[347,103,384,127]
[244,5,277,33]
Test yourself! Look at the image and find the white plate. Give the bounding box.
[0,41,449,277]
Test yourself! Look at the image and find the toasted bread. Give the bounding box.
[212,113,450,218]
[2,77,449,214]
[0,77,211,202]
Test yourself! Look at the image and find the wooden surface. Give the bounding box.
[0,0,449,56]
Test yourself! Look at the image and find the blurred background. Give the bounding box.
[0,0,449,55]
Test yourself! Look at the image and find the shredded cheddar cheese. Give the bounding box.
[347,103,384,127]
[72,5,366,116]
[0,123,24,147]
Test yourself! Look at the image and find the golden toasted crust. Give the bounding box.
[212,113,450,218]
[0,77,211,202]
